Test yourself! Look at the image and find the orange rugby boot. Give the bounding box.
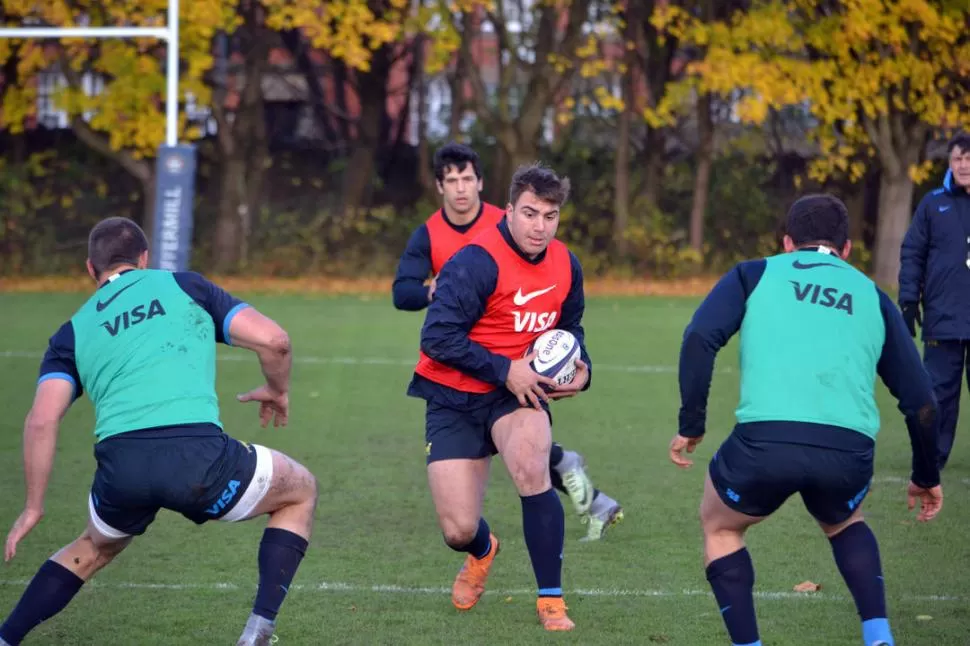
[451,533,500,610]
[536,596,575,631]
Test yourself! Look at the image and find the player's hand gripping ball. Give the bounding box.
[528,329,581,392]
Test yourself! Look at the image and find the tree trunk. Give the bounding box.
[689,93,714,252]
[490,134,541,207]
[613,105,631,257]
[863,111,928,287]
[413,36,436,198]
[210,2,270,272]
[214,154,246,271]
[642,128,665,209]
[279,29,341,149]
[612,2,639,258]
[341,45,391,217]
[447,59,464,140]
[873,170,916,287]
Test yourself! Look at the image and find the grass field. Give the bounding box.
[0,291,967,646]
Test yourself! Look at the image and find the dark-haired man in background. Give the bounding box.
[671,195,943,646]
[899,132,970,470]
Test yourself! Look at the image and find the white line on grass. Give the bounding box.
[0,579,961,602]
[0,350,711,375]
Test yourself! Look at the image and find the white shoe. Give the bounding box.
[557,453,594,516]
[237,613,275,646]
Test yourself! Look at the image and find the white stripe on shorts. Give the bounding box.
[88,493,130,540]
[221,444,274,522]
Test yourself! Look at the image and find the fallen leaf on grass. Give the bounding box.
[793,580,822,592]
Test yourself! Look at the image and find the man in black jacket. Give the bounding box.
[899,132,970,470]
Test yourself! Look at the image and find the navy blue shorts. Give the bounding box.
[709,426,874,525]
[412,377,551,463]
[88,424,274,538]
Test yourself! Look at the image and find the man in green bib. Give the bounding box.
[0,217,316,646]
[669,195,943,646]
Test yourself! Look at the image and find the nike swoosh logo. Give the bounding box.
[513,285,556,306]
[95,278,144,312]
[939,205,951,212]
[792,260,842,270]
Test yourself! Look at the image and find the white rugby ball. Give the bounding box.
[528,329,581,390]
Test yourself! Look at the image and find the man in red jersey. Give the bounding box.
[407,163,592,630]
[394,143,623,541]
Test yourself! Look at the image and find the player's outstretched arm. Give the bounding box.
[6,378,75,561]
[229,308,293,428]
[875,288,943,521]
[173,272,291,427]
[671,260,764,468]
[392,224,435,311]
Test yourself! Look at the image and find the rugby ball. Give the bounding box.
[529,329,581,390]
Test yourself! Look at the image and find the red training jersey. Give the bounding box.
[426,202,506,274]
[415,224,573,394]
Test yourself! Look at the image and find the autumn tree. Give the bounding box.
[208,1,274,271]
[268,0,483,215]
[657,0,970,285]
[0,1,239,238]
[449,0,598,203]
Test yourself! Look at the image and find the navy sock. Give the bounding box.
[521,488,565,597]
[447,518,492,559]
[706,548,760,646]
[829,522,893,646]
[549,444,568,493]
[0,560,84,645]
[549,443,564,467]
[253,528,308,622]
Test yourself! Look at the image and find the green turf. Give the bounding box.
[0,292,966,645]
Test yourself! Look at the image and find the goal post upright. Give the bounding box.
[0,0,198,272]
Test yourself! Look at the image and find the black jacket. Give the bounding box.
[899,169,970,340]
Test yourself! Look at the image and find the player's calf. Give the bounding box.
[0,523,131,645]
[699,473,766,646]
[821,511,894,646]
[492,408,568,618]
[230,448,318,644]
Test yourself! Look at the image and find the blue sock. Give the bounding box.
[448,518,492,559]
[829,522,893,646]
[0,559,84,645]
[521,488,565,597]
[705,548,760,646]
[253,528,308,622]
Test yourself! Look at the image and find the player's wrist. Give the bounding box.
[910,473,940,490]
[495,355,512,384]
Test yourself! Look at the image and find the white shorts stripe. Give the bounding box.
[88,493,130,540]
[221,444,274,522]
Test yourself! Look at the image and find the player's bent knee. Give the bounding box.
[440,521,480,550]
[57,526,131,578]
[818,507,865,538]
[507,457,551,494]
